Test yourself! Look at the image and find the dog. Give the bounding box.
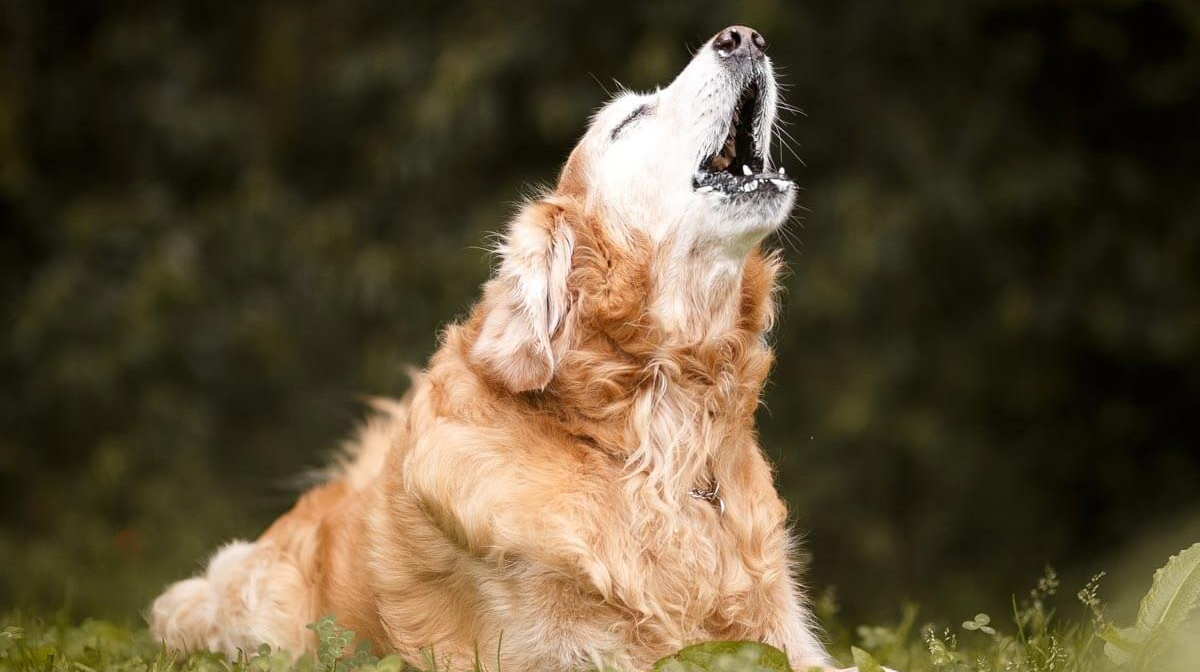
[151,25,867,672]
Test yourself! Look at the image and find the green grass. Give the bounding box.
[2,547,1197,672]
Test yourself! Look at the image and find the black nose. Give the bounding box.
[712,25,766,58]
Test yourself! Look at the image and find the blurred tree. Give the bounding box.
[1,0,1197,623]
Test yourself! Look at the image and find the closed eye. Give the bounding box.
[610,103,651,139]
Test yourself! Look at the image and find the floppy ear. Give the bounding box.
[470,199,576,393]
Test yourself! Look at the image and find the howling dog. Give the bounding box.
[152,25,877,672]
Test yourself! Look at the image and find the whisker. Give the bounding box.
[772,219,805,254]
[774,126,807,167]
[774,129,807,168]
[587,72,612,97]
[777,102,808,117]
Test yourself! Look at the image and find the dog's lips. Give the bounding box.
[694,77,791,197]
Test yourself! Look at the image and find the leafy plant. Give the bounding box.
[850,647,884,672]
[652,641,793,672]
[1098,542,1200,670]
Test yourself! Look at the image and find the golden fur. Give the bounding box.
[151,27,856,672]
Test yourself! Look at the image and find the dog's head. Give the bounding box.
[561,25,792,257]
[471,27,792,393]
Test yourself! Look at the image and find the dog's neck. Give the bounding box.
[650,245,750,342]
[545,220,780,516]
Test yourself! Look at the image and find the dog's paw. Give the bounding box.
[149,540,311,656]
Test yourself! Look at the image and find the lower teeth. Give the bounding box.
[695,176,792,195]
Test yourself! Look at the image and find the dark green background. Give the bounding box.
[2,0,1198,626]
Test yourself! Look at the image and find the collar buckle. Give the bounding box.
[689,480,725,516]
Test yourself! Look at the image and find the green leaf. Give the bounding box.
[375,654,407,672]
[1132,542,1200,640]
[1100,624,1140,666]
[1101,543,1200,666]
[850,646,883,672]
[653,641,794,672]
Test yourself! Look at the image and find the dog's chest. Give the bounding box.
[585,488,780,642]
[488,502,775,670]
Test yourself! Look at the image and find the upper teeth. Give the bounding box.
[779,166,786,175]
[742,165,753,176]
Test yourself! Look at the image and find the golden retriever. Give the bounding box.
[151,25,865,672]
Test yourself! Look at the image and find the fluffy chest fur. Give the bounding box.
[386,353,795,669]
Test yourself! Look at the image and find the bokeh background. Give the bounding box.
[2,0,1199,627]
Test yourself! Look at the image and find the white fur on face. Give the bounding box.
[578,35,794,262]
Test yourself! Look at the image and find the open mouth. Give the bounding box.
[693,79,792,197]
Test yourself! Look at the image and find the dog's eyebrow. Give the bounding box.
[610,103,651,139]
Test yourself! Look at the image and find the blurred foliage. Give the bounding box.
[1,0,1199,624]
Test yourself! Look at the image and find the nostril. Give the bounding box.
[751,31,766,52]
[713,28,740,56]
